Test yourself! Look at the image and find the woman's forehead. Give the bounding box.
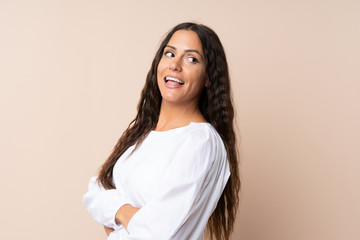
[167,30,203,55]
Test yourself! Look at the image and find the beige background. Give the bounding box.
[0,0,359,239]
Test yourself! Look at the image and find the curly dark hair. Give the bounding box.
[98,22,240,240]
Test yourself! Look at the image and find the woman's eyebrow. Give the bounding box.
[166,45,203,59]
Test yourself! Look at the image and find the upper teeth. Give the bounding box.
[166,77,184,84]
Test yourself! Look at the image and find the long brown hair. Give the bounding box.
[98,22,240,240]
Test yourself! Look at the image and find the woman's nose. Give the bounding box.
[169,58,182,72]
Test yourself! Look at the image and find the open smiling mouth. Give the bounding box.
[164,77,185,85]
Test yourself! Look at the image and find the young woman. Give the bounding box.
[83,22,240,240]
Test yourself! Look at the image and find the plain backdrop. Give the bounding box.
[0,0,359,239]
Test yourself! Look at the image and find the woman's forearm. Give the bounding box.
[115,204,140,230]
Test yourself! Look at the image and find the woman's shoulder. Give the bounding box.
[184,122,222,140]
[150,122,214,137]
[180,122,226,153]
[148,121,226,154]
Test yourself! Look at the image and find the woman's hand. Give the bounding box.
[104,226,114,236]
[115,204,140,230]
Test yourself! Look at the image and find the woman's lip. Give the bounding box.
[164,77,183,88]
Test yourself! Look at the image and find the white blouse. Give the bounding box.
[83,122,230,240]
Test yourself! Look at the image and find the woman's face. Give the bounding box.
[157,30,206,108]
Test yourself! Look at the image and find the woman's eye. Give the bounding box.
[188,57,199,63]
[164,51,174,57]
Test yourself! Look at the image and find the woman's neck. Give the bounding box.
[154,101,206,131]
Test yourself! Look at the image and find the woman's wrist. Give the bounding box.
[115,205,125,224]
[115,204,140,229]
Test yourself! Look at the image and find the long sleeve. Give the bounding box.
[108,128,230,240]
[83,176,128,230]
